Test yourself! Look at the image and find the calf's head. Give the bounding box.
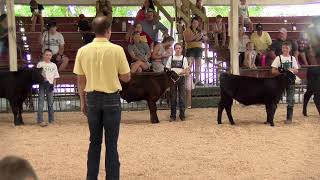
[26,67,45,84]
[284,69,296,85]
[164,68,180,86]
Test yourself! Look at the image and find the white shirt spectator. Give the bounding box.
[37,61,60,84]
[41,31,65,55]
[239,34,250,52]
[166,55,189,75]
[271,55,299,70]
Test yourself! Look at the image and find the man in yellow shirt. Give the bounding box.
[73,16,130,180]
[250,23,272,54]
[250,23,272,66]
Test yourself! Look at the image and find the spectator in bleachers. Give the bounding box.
[239,0,253,32]
[40,21,69,71]
[126,23,153,48]
[270,28,298,65]
[0,13,8,55]
[36,49,59,127]
[243,42,257,69]
[184,17,206,86]
[211,15,226,47]
[128,32,151,73]
[151,36,174,72]
[250,24,272,54]
[135,0,157,22]
[193,0,206,30]
[77,14,95,44]
[29,0,44,32]
[140,9,168,43]
[166,43,189,122]
[239,27,250,66]
[297,33,310,65]
[305,16,320,65]
[250,23,272,66]
[0,156,38,180]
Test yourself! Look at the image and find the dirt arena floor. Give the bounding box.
[0,104,320,180]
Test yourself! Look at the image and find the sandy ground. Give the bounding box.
[0,104,320,180]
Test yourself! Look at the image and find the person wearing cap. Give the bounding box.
[40,22,69,71]
[0,14,8,55]
[250,23,272,66]
[250,23,272,54]
[140,8,168,42]
[269,27,298,64]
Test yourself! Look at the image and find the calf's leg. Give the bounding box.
[217,100,224,124]
[147,101,159,124]
[9,101,23,126]
[265,104,276,126]
[303,87,313,116]
[314,91,320,116]
[17,101,24,125]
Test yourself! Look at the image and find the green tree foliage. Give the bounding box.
[14,4,263,18]
[206,6,264,17]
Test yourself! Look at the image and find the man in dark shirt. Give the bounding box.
[270,28,298,64]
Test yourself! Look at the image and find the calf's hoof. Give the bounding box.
[303,111,308,117]
[230,122,235,125]
[14,121,24,126]
[217,121,222,124]
[151,120,160,124]
[269,123,275,127]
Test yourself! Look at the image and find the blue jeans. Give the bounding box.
[37,82,54,123]
[170,77,186,118]
[286,84,295,121]
[86,91,121,180]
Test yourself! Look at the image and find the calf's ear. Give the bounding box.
[164,67,169,72]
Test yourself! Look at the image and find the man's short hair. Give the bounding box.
[216,15,222,19]
[0,156,38,180]
[279,28,287,34]
[282,41,292,48]
[92,16,111,36]
[47,21,57,29]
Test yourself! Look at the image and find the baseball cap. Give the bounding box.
[256,23,263,31]
[279,28,287,34]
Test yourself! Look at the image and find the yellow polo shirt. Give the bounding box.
[73,38,130,93]
[250,31,272,53]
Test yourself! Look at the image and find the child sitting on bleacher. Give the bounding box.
[128,32,151,73]
[29,0,44,32]
[243,42,257,69]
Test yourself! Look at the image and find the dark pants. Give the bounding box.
[170,77,186,119]
[86,91,121,180]
[286,84,295,121]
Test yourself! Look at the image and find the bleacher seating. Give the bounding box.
[0,16,316,83]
